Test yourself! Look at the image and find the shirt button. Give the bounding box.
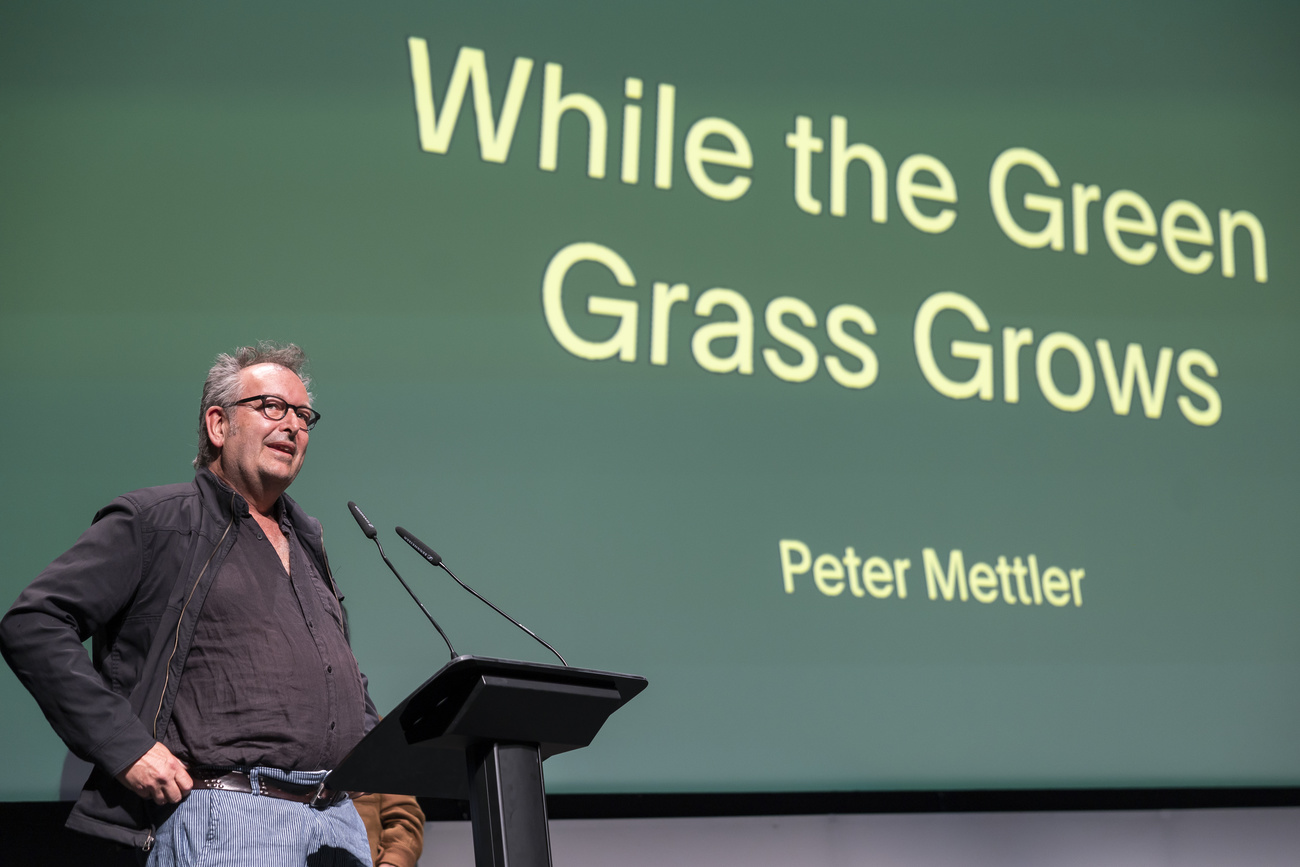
[327,665,332,673]
[330,721,336,730]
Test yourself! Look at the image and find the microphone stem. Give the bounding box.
[375,539,456,660]
[439,562,567,667]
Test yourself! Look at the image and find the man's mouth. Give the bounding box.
[266,442,296,457]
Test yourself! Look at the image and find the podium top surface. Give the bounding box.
[327,655,648,798]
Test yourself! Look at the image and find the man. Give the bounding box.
[0,343,386,864]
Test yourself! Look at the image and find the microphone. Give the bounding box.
[348,501,378,539]
[347,502,456,660]
[396,526,567,667]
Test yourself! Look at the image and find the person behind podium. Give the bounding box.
[0,342,378,864]
[353,791,425,867]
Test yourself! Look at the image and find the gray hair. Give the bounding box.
[194,342,313,468]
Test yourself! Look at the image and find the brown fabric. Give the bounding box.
[353,792,425,867]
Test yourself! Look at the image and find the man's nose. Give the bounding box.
[280,414,308,434]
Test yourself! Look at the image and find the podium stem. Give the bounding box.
[468,743,553,867]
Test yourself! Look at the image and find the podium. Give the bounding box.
[326,655,648,867]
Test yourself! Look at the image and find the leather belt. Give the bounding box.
[188,768,346,810]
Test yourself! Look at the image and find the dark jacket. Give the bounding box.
[0,468,379,849]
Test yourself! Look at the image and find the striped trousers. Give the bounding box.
[147,768,372,867]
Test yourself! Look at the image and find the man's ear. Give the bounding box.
[204,405,229,450]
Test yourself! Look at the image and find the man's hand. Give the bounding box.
[116,742,193,804]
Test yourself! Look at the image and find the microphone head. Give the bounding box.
[396,526,443,566]
[347,501,378,539]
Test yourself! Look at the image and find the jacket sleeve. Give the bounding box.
[0,498,159,778]
[361,672,381,735]
[352,791,426,867]
[376,792,426,867]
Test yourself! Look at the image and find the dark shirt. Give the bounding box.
[162,496,367,770]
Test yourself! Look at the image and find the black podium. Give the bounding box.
[326,655,648,867]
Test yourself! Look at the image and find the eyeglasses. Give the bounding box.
[232,394,322,429]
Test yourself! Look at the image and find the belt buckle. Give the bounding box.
[309,781,340,810]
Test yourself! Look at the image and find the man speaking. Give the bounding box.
[1,343,379,864]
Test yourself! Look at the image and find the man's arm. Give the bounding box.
[0,498,162,781]
[376,792,425,867]
[354,791,425,867]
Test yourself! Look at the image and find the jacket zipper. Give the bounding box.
[150,494,236,738]
[318,525,353,647]
[319,524,340,598]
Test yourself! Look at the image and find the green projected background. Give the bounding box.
[2,1,1297,800]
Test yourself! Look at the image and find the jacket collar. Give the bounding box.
[193,466,321,546]
[194,466,243,524]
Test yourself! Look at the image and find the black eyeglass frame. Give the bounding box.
[231,394,322,429]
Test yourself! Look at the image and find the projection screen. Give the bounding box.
[1,0,1297,801]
